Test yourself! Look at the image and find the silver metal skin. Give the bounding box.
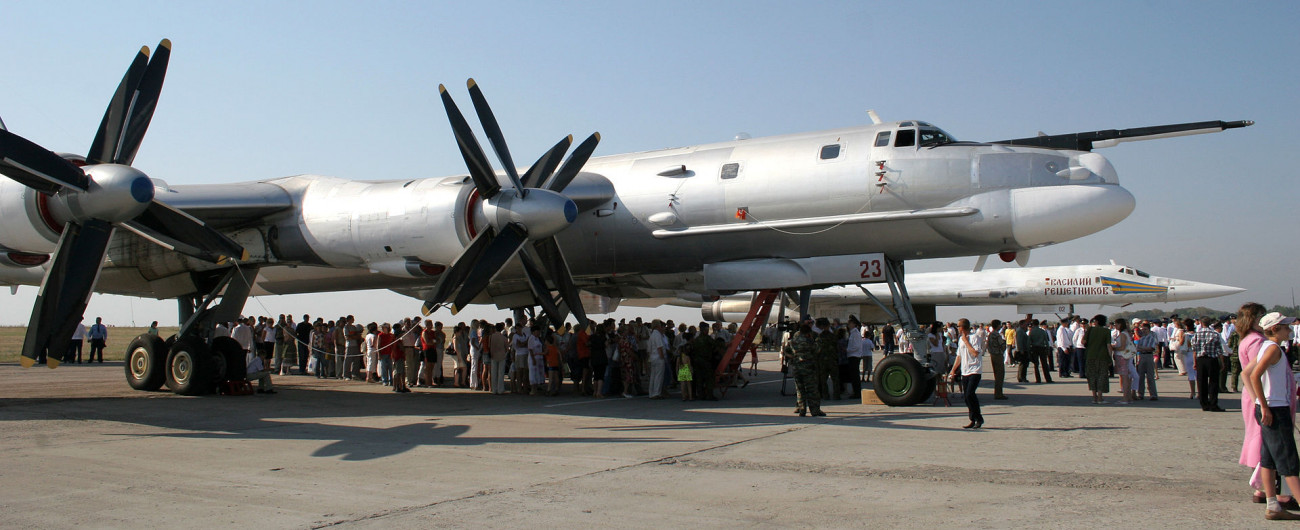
[690,263,1246,323]
[0,120,1150,309]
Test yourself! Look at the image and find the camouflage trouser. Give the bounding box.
[694,360,716,398]
[793,362,820,412]
[817,360,840,399]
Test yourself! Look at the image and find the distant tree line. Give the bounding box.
[1108,304,1298,323]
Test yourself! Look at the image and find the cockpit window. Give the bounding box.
[918,127,955,147]
[819,144,841,160]
[894,129,915,147]
[1134,269,1150,278]
[874,131,891,147]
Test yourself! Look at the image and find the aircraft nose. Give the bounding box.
[1009,184,1135,248]
[1176,281,1247,300]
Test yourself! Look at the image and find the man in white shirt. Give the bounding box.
[948,318,986,429]
[1056,320,1073,378]
[1153,321,1170,368]
[648,321,668,399]
[1071,318,1086,377]
[232,317,254,354]
[68,318,87,364]
[845,318,868,398]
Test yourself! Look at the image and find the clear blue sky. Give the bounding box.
[1,1,1296,326]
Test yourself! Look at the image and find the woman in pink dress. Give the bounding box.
[1239,302,1296,506]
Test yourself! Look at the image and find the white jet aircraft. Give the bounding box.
[683,263,1245,324]
[0,40,1251,404]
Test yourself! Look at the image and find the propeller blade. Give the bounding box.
[520,136,571,189]
[451,223,528,312]
[0,129,90,193]
[121,200,245,263]
[544,132,600,192]
[533,237,588,328]
[20,219,113,368]
[87,46,150,165]
[422,226,500,314]
[518,250,567,328]
[114,39,171,166]
[439,84,501,199]
[467,79,526,195]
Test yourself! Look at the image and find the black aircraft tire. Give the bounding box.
[872,354,930,406]
[210,337,245,382]
[165,339,215,396]
[124,334,167,391]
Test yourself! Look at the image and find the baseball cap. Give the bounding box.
[1259,312,1297,330]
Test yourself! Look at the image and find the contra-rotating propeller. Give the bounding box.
[0,39,246,368]
[421,79,600,329]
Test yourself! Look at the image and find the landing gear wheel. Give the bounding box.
[210,337,245,382]
[872,354,933,406]
[165,338,215,396]
[125,334,168,391]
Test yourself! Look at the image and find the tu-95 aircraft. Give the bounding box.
[0,40,1251,405]
[673,262,1245,324]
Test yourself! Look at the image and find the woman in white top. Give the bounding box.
[364,322,380,383]
[927,322,948,377]
[948,318,985,429]
[1110,320,1137,404]
[1245,313,1300,521]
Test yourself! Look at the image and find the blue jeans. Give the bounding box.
[378,358,392,384]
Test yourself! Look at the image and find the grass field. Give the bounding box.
[0,327,180,364]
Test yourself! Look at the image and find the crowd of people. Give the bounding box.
[216,314,767,402]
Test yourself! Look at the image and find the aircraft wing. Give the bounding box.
[151,182,295,229]
[994,120,1253,151]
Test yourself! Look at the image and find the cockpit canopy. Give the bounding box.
[879,121,957,148]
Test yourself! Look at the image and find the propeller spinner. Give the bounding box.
[422,80,600,329]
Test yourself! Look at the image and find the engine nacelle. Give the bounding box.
[0,178,61,253]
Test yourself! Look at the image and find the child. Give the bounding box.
[1246,312,1300,521]
[678,347,694,401]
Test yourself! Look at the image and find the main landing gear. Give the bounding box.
[858,258,936,406]
[123,266,258,395]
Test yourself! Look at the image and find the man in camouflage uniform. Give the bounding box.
[784,321,824,417]
[691,321,721,401]
[814,318,841,400]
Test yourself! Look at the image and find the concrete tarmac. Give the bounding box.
[0,356,1264,528]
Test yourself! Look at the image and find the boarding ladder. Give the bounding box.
[715,289,779,396]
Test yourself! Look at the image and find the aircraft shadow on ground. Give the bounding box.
[0,367,1202,460]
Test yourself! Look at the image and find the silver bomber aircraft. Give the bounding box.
[0,41,1252,404]
[683,262,1246,324]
